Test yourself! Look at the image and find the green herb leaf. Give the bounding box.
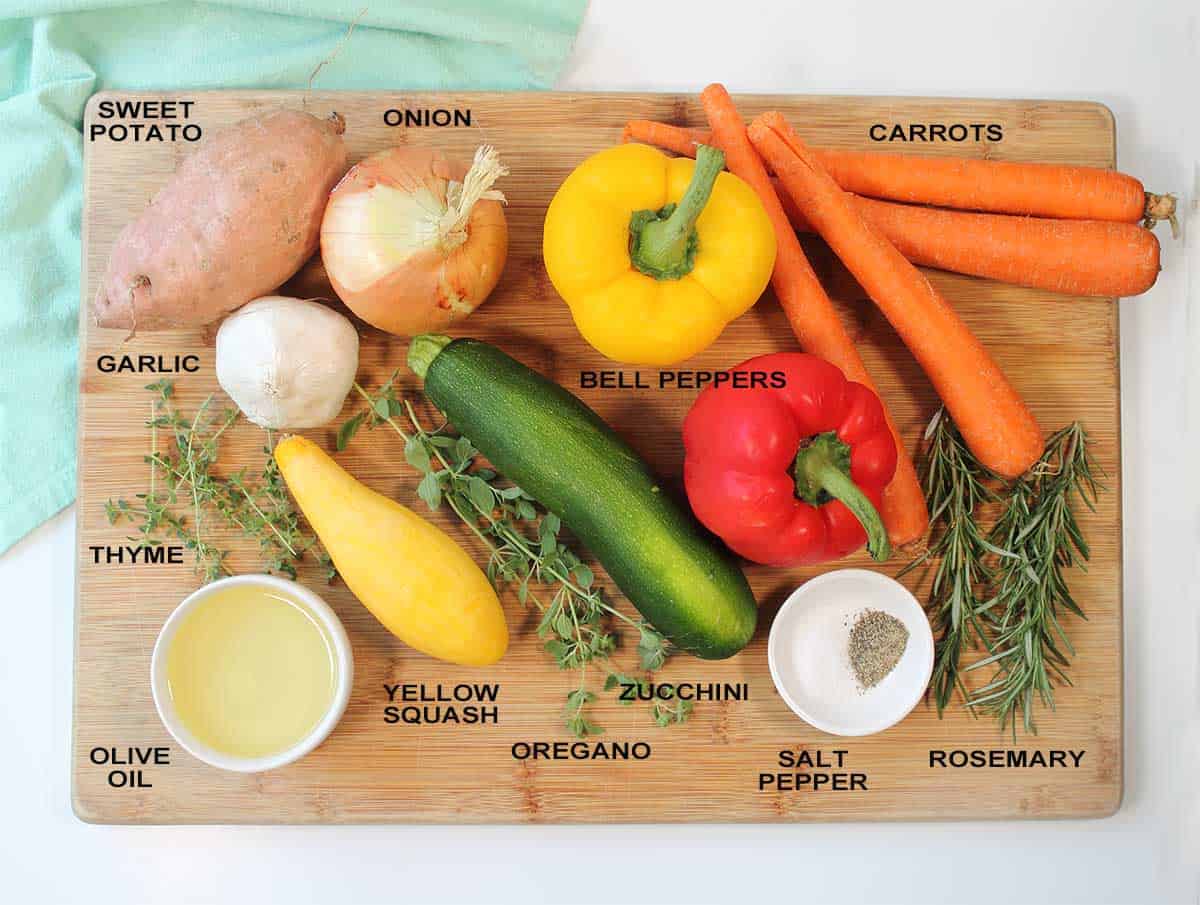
[416,471,442,511]
[564,689,603,738]
[538,517,557,556]
[651,697,693,727]
[605,671,646,706]
[573,562,594,589]
[637,625,670,671]
[404,435,432,473]
[565,688,592,710]
[336,412,366,451]
[467,475,494,514]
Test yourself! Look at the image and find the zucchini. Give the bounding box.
[408,335,757,659]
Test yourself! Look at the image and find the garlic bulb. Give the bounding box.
[216,296,359,429]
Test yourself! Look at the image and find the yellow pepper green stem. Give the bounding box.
[629,144,725,280]
[793,432,891,562]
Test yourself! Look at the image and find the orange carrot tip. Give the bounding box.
[621,120,710,157]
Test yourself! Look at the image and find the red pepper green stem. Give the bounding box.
[793,432,891,561]
[628,143,725,280]
[408,333,452,379]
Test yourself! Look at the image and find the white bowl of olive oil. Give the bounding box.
[151,574,353,773]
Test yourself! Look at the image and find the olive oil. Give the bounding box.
[166,582,337,759]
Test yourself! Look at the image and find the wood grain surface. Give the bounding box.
[74,91,1123,823]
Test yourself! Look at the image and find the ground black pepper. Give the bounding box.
[848,610,909,690]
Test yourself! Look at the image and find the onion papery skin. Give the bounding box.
[320,147,508,337]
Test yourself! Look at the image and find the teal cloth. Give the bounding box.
[0,0,586,553]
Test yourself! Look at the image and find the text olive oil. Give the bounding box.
[166,583,337,759]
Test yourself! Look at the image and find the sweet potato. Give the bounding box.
[93,109,348,330]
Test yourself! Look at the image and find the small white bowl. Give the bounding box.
[767,569,934,736]
[151,574,354,773]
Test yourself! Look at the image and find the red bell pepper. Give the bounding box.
[682,352,897,566]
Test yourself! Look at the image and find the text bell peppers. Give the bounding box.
[542,142,776,365]
[682,352,897,565]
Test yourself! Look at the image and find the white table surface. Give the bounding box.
[4,1,1197,902]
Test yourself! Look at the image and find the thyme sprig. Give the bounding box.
[105,379,332,582]
[340,372,683,737]
[911,411,1101,735]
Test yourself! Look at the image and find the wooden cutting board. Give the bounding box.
[74,91,1123,823]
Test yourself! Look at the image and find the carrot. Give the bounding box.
[621,120,711,156]
[749,111,1043,478]
[813,147,1176,229]
[700,83,929,545]
[776,188,1161,297]
[623,118,1178,234]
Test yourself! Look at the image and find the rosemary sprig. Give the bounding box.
[909,412,1100,735]
[105,379,331,582]
[340,372,683,737]
[965,422,1100,736]
[901,409,1008,714]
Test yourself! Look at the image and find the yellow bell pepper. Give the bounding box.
[543,142,776,365]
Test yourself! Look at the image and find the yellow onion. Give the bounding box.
[320,145,508,336]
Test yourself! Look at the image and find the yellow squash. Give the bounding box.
[543,142,776,365]
[274,435,508,666]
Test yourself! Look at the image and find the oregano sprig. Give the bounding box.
[340,372,687,737]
